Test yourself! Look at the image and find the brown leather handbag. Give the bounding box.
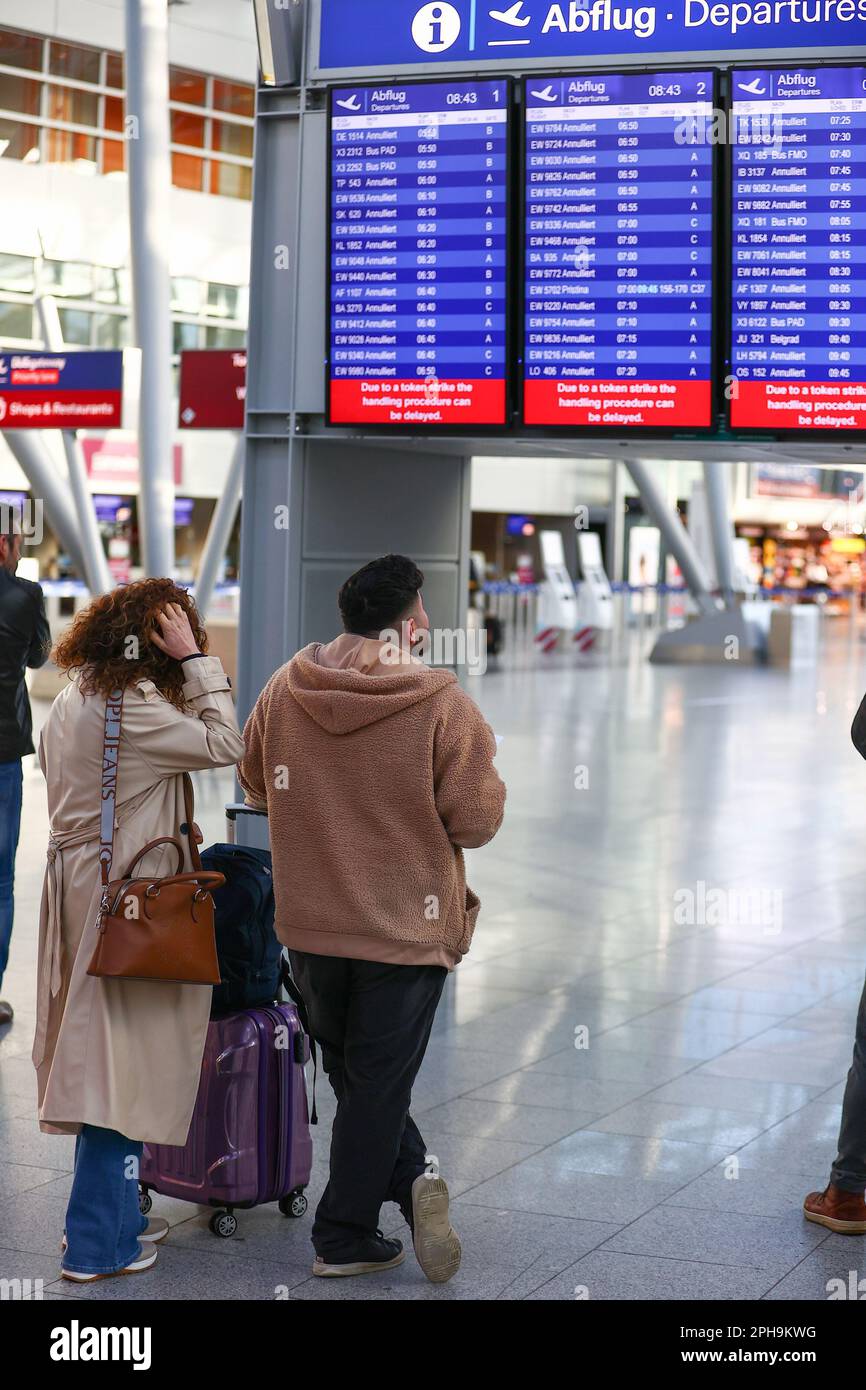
[87,688,224,986]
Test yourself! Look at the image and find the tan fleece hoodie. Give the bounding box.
[238,635,506,969]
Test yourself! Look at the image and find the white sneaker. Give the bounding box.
[61,1217,169,1253]
[61,1241,159,1283]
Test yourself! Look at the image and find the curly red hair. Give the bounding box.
[52,578,208,710]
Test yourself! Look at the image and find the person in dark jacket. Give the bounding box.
[0,516,50,1024]
[803,694,866,1234]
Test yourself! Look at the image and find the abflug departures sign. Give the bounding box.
[316,0,866,72]
[327,79,511,427]
[730,65,866,433]
[523,70,716,428]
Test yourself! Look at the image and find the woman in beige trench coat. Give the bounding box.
[34,579,245,1282]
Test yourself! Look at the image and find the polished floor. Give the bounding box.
[2,624,866,1300]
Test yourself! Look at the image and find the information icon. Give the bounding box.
[411,3,461,53]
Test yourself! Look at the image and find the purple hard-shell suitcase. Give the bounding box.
[140,1002,313,1237]
[139,805,313,1238]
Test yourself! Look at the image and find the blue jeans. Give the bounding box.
[0,758,23,993]
[62,1126,147,1276]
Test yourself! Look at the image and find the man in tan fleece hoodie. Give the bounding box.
[238,554,505,1284]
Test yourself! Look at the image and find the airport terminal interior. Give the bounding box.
[1,0,866,1322]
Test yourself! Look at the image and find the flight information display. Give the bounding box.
[328,79,509,427]
[730,66,866,432]
[523,71,715,430]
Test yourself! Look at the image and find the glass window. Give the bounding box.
[213,80,254,117]
[44,127,98,168]
[101,134,126,176]
[0,73,41,116]
[105,53,124,90]
[171,278,203,314]
[171,150,204,191]
[93,266,121,305]
[205,326,246,350]
[173,320,202,353]
[206,282,240,319]
[0,253,35,293]
[0,300,33,339]
[211,120,253,161]
[49,40,101,85]
[0,28,43,72]
[0,117,41,161]
[116,267,132,305]
[57,307,93,345]
[170,67,207,107]
[93,312,130,349]
[102,95,126,175]
[171,109,205,148]
[44,261,94,300]
[209,160,252,201]
[47,84,99,128]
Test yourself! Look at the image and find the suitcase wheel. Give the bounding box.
[279,1191,308,1219]
[209,1210,238,1238]
[138,1188,153,1216]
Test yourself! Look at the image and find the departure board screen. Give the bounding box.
[328,79,509,427]
[730,66,866,432]
[523,71,715,430]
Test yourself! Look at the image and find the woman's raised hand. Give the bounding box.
[150,602,201,661]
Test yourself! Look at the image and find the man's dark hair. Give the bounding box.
[0,504,19,550]
[338,554,424,636]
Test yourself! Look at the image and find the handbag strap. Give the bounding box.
[99,688,125,892]
[99,690,204,895]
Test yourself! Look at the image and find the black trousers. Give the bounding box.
[832,971,866,1193]
[289,950,447,1258]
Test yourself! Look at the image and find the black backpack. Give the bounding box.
[200,843,283,1017]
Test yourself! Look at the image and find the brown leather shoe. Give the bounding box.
[0,1001,13,1026]
[804,1183,866,1234]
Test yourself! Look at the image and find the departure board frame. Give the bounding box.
[727,61,866,439]
[325,75,515,432]
[519,67,722,437]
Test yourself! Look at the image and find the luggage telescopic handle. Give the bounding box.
[225,803,268,821]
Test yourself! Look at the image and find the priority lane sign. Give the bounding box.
[0,351,123,430]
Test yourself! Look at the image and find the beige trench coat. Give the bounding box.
[33,655,246,1145]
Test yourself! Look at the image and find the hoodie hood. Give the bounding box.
[286,639,457,735]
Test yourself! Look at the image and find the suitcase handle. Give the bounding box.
[226,803,268,821]
[226,802,268,845]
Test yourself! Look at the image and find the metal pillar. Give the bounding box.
[606,458,625,584]
[125,0,175,578]
[194,434,243,620]
[625,458,717,616]
[36,295,113,595]
[3,431,88,574]
[702,460,737,608]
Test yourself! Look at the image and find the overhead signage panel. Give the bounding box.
[522,70,716,429]
[730,65,866,433]
[316,0,866,73]
[327,79,511,428]
[178,350,247,429]
[0,351,123,430]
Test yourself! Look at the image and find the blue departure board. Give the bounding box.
[730,66,866,432]
[522,70,715,430]
[328,79,510,427]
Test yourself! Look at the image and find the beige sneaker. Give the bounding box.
[411,1175,461,1284]
[61,1241,159,1283]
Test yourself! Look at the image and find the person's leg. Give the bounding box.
[288,951,352,1250]
[314,961,447,1258]
[831,974,866,1193]
[62,1126,146,1276]
[387,1113,430,1225]
[0,759,23,993]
